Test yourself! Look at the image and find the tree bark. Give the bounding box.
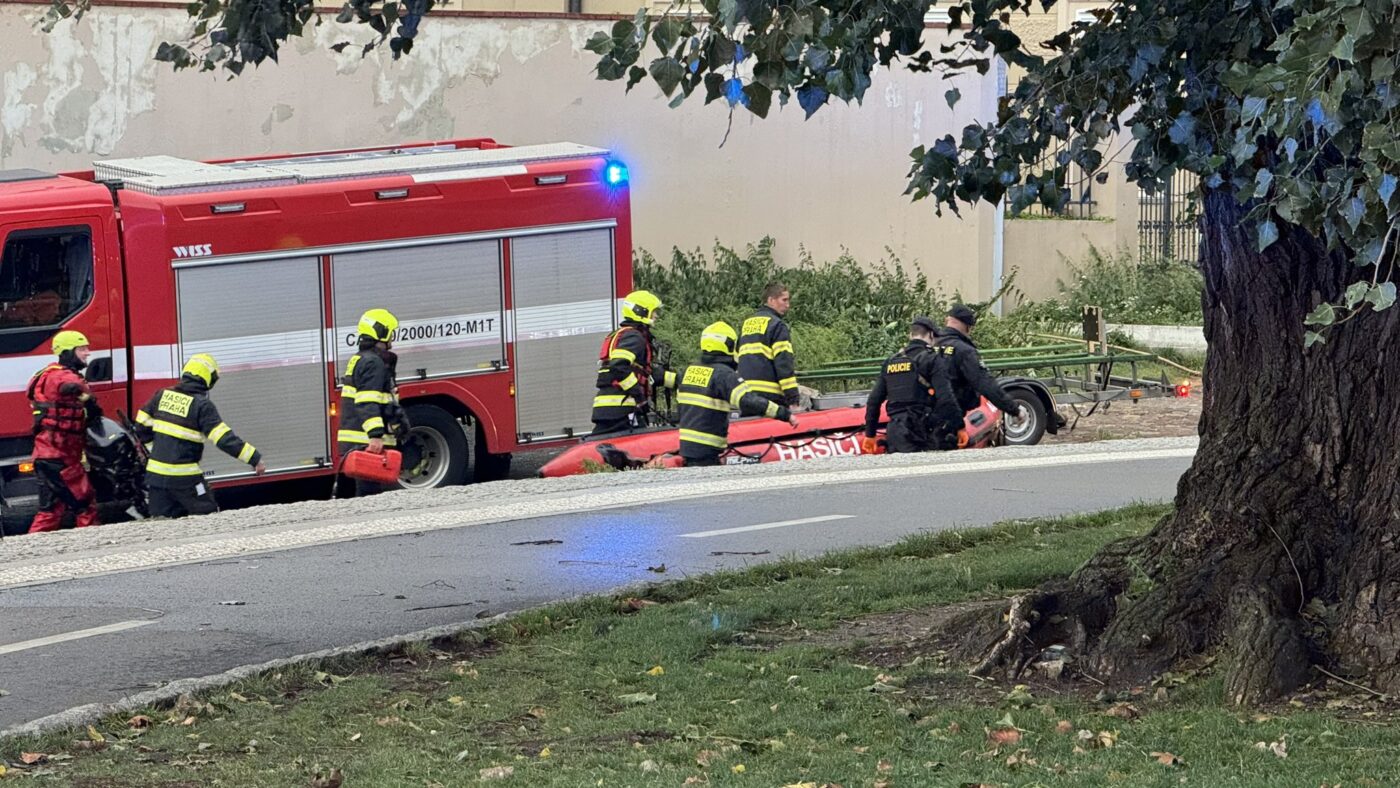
[969,188,1400,703]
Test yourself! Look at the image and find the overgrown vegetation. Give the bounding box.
[635,240,1203,374]
[10,503,1399,785]
[636,238,1039,370]
[1013,247,1205,327]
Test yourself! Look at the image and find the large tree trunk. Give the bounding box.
[969,189,1400,703]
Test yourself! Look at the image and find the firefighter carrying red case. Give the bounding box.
[342,449,403,485]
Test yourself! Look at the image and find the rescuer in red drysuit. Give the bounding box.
[27,330,101,533]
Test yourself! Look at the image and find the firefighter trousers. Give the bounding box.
[148,482,220,519]
[591,413,647,436]
[29,458,98,532]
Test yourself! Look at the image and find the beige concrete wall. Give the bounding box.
[0,4,1009,298]
[1002,130,1141,302]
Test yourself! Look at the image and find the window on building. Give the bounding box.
[0,228,94,331]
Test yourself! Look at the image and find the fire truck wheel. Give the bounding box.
[1001,389,1048,446]
[400,404,470,489]
[474,420,512,483]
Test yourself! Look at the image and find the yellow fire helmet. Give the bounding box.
[358,308,399,342]
[182,353,220,388]
[620,290,662,326]
[51,330,90,356]
[699,321,738,358]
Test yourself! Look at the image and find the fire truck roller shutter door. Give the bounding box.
[174,256,329,478]
[510,229,616,440]
[330,240,505,380]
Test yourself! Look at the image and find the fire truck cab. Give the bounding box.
[0,138,632,511]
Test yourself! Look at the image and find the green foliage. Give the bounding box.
[635,238,1032,370]
[584,0,1400,337]
[1014,247,1204,327]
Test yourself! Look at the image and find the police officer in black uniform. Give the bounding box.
[863,316,962,453]
[937,304,1027,421]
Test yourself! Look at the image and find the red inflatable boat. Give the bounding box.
[537,392,1008,477]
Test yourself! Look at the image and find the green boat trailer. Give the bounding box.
[798,342,1186,407]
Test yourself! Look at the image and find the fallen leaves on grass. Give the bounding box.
[309,768,344,788]
[619,597,659,614]
[1005,749,1037,769]
[986,727,1021,748]
[618,692,657,705]
[646,665,665,676]
[1003,684,1035,708]
[1104,703,1141,721]
[1074,729,1118,752]
[127,715,153,729]
[1055,720,1074,734]
[19,753,47,765]
[479,765,514,780]
[1152,751,1185,767]
[1255,736,1288,758]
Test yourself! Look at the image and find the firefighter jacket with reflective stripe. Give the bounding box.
[338,348,403,447]
[678,354,790,460]
[135,377,261,487]
[592,322,674,424]
[737,305,798,405]
[864,340,961,438]
[28,362,90,462]
[935,327,1021,413]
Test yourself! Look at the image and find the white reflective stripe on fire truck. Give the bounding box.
[507,299,616,342]
[134,344,181,381]
[0,350,128,393]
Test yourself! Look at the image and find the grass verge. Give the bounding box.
[5,503,1397,787]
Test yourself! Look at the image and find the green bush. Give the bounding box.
[635,238,1032,370]
[1015,247,1204,326]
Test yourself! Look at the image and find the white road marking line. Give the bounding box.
[680,515,856,538]
[0,619,156,656]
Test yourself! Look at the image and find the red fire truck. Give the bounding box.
[0,138,633,515]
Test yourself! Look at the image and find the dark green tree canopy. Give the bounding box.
[587,0,1400,339]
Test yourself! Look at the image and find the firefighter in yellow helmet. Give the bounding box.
[27,330,102,532]
[677,322,798,466]
[337,308,406,495]
[133,353,265,518]
[592,290,675,435]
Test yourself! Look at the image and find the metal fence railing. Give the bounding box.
[1005,139,1098,219]
[1139,170,1201,263]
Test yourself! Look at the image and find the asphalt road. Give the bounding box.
[0,449,1190,732]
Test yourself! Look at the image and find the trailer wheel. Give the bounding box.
[1002,389,1048,446]
[474,420,512,482]
[400,405,470,489]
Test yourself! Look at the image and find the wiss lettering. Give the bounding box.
[172,244,214,259]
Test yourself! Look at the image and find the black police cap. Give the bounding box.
[947,303,977,327]
[911,316,938,333]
